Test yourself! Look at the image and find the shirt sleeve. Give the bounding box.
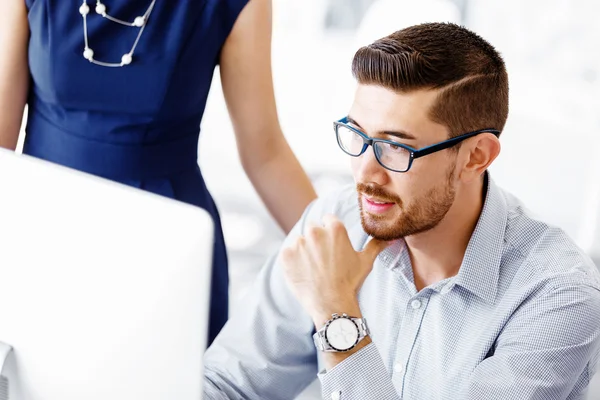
[203,186,357,399]
[463,283,600,399]
[318,343,401,400]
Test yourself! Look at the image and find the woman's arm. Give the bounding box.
[0,0,29,150]
[219,0,317,234]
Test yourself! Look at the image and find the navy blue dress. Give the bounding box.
[23,0,249,345]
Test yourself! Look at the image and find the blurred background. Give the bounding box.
[18,0,600,397]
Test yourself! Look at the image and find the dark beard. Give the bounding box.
[357,167,456,241]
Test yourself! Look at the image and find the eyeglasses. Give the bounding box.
[333,117,500,173]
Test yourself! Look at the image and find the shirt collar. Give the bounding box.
[451,174,507,304]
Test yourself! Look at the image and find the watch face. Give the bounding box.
[325,317,359,351]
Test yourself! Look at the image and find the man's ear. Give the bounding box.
[459,133,501,182]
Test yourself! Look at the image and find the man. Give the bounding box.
[203,23,600,399]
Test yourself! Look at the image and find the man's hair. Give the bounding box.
[352,23,509,137]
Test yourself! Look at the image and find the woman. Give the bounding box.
[0,0,317,345]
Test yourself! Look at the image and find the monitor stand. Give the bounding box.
[0,342,11,400]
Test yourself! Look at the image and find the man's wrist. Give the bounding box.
[322,335,372,371]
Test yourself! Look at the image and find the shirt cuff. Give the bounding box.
[318,343,400,400]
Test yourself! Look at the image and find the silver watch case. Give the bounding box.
[313,313,370,352]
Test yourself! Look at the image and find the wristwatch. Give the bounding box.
[313,313,370,352]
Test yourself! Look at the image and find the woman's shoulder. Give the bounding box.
[208,0,250,26]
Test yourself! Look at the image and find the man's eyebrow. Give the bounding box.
[347,116,417,140]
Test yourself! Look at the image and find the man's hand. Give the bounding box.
[280,214,389,328]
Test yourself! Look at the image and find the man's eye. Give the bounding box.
[384,143,407,153]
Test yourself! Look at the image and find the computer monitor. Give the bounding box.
[0,149,213,400]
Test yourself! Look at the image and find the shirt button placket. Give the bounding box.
[392,296,429,395]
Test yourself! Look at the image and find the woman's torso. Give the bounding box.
[24,0,247,191]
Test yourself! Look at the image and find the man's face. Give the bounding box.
[349,85,459,241]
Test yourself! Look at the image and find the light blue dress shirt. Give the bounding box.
[204,176,600,400]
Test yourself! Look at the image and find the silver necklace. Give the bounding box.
[78,0,157,67]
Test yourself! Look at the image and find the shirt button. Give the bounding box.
[331,391,341,400]
[394,363,403,373]
[411,299,422,309]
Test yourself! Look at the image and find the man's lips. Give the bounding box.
[362,196,395,214]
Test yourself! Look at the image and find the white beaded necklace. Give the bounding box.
[78,0,157,67]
